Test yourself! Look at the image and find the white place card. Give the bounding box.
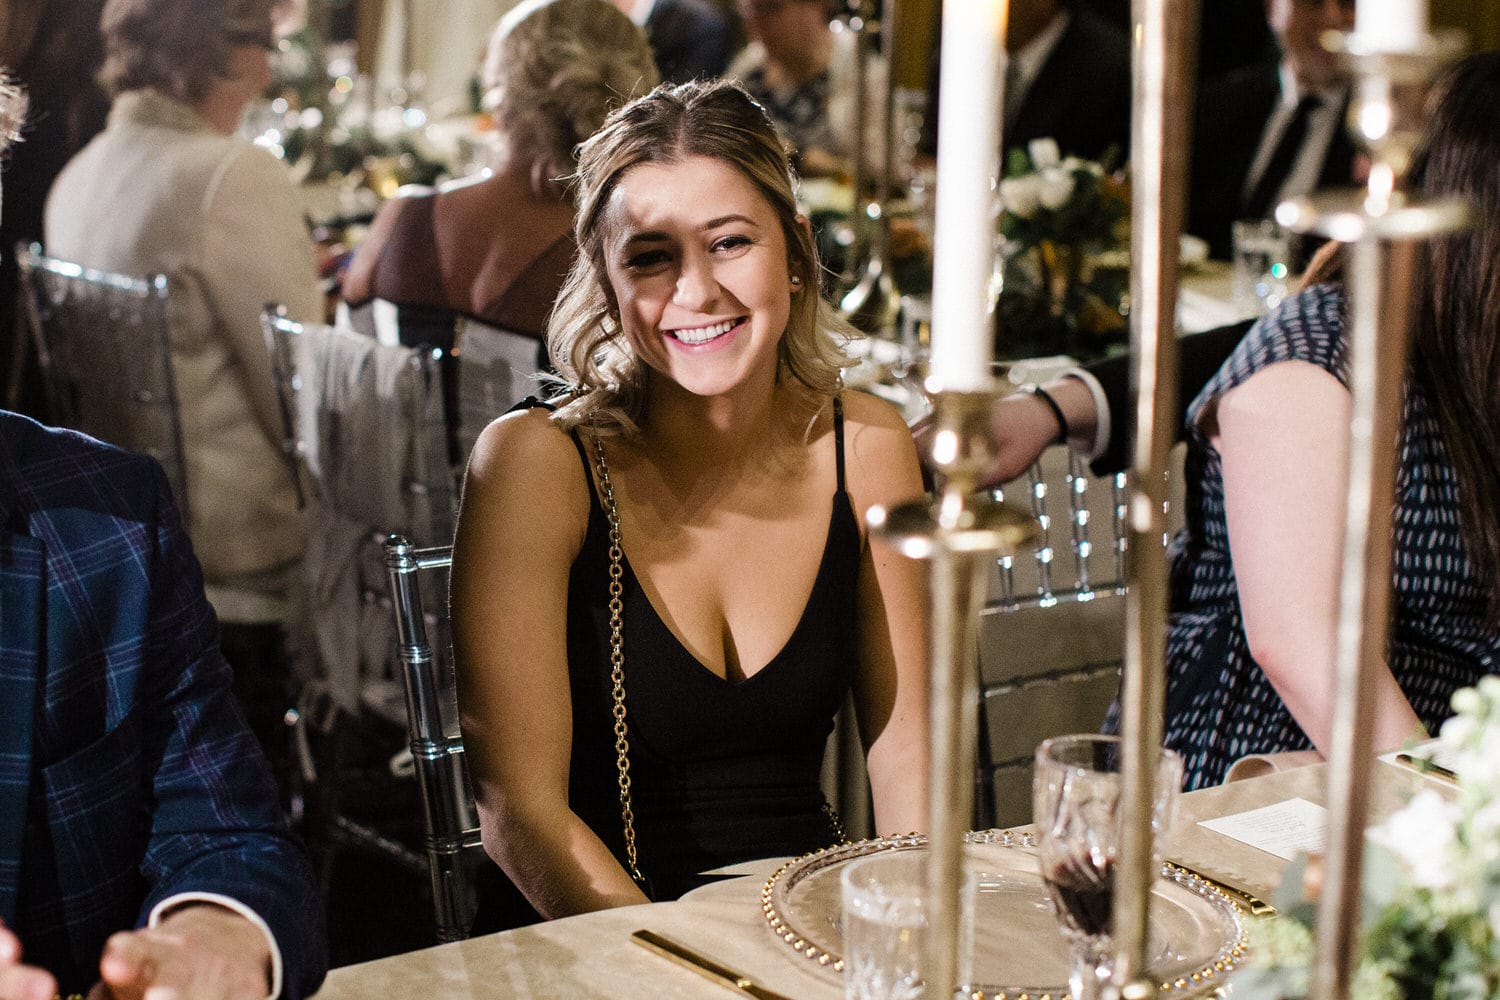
[1197,797,1329,861]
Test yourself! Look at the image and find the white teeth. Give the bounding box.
[670,318,737,345]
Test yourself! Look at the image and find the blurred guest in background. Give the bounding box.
[966,57,1500,795]
[43,0,320,772]
[729,0,886,178]
[0,0,109,420]
[922,0,1131,165]
[611,0,733,84]
[0,76,326,1000]
[1162,51,1500,789]
[1187,0,1359,260]
[452,80,927,928]
[1077,0,1274,81]
[343,0,658,353]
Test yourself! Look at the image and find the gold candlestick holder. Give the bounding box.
[869,382,1041,998]
[1273,28,1470,1000]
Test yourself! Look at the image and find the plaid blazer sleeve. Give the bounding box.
[9,419,326,998]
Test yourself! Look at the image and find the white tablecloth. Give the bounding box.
[311,760,1436,999]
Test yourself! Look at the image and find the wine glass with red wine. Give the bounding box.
[1032,734,1183,1000]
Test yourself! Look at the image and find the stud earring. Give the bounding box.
[789,274,803,288]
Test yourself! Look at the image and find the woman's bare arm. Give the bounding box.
[1212,361,1424,754]
[452,410,649,917]
[842,391,931,836]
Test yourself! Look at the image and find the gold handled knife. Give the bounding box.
[631,929,797,1000]
[1165,860,1276,915]
[1395,753,1461,786]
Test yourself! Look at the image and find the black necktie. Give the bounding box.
[1242,95,1319,220]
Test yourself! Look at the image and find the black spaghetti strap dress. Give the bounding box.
[472,397,860,931]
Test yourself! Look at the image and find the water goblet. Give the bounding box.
[1032,734,1183,1000]
[840,850,977,1000]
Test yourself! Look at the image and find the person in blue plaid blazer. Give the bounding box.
[0,408,327,999]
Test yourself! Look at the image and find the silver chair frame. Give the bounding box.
[261,306,464,922]
[973,447,1134,827]
[16,242,190,519]
[385,536,483,942]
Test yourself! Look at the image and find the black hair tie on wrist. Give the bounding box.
[1022,383,1070,445]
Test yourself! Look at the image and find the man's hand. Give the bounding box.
[0,922,56,1000]
[87,905,272,1000]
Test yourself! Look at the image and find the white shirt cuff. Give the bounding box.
[148,892,283,1000]
[1060,367,1110,464]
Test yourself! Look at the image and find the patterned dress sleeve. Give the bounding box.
[1185,282,1350,433]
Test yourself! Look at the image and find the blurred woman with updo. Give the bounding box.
[341,0,659,352]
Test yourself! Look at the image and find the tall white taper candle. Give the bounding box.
[1356,0,1427,51]
[927,0,1008,391]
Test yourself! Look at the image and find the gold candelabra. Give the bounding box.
[869,385,1040,997]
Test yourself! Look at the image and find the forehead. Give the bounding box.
[601,154,781,238]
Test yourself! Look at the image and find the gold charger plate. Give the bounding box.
[761,831,1249,999]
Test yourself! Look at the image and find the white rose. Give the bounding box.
[1037,167,1075,210]
[1027,137,1061,169]
[1368,789,1459,890]
[1001,175,1042,219]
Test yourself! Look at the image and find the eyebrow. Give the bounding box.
[618,214,760,247]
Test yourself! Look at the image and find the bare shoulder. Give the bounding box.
[460,407,592,530]
[1209,359,1345,439]
[840,389,921,468]
[466,408,583,486]
[840,388,914,435]
[837,390,923,509]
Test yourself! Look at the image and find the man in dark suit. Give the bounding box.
[1187,0,1359,260]
[617,0,733,84]
[924,0,1131,164]
[0,410,328,1000]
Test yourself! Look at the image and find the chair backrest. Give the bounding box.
[974,443,1185,828]
[385,537,481,942]
[15,242,190,518]
[453,317,547,461]
[989,447,1130,611]
[261,307,456,715]
[341,299,547,466]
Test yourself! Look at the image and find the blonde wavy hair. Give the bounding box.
[480,0,658,199]
[546,79,856,434]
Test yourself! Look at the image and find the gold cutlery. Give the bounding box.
[1165,860,1276,915]
[1395,752,1461,786]
[631,929,797,1000]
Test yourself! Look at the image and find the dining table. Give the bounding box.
[309,757,1443,999]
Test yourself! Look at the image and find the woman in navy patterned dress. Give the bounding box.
[1162,52,1500,790]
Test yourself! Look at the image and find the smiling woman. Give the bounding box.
[599,155,794,400]
[450,80,931,931]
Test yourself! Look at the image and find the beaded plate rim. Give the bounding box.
[759,829,1250,1000]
